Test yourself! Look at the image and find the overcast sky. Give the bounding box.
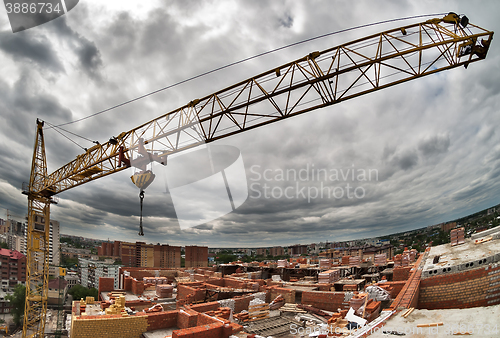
[1,0,499,248]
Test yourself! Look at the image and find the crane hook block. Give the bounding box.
[131,170,156,190]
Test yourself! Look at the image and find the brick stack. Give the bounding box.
[409,249,417,261]
[451,227,465,246]
[318,269,340,284]
[341,256,350,265]
[156,285,174,298]
[393,254,402,267]
[319,259,332,270]
[401,254,410,266]
[363,299,381,321]
[343,284,357,292]
[204,307,231,320]
[277,260,287,268]
[349,293,368,312]
[374,253,387,266]
[349,256,361,266]
[301,291,350,312]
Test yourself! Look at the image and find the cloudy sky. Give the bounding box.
[0,0,499,248]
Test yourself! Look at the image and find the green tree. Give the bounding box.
[0,242,8,249]
[68,285,98,301]
[6,284,26,327]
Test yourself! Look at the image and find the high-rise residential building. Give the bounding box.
[137,242,155,267]
[153,244,181,268]
[49,220,60,266]
[185,246,208,268]
[98,241,181,268]
[290,244,308,256]
[120,241,136,267]
[0,248,26,290]
[30,216,60,266]
[79,258,121,290]
[256,248,267,256]
[3,219,26,255]
[270,246,285,257]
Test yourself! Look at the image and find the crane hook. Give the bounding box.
[139,190,145,236]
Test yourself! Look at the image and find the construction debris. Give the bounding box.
[280,303,306,313]
[246,303,270,322]
[269,294,285,310]
[366,285,391,301]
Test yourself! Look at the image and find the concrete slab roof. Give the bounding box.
[368,304,500,338]
[423,236,500,271]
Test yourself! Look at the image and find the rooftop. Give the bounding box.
[0,248,24,260]
[422,230,500,272]
[368,304,500,338]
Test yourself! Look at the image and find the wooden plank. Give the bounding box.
[417,322,444,327]
[248,315,270,322]
[475,237,492,244]
[403,307,414,318]
[400,308,411,317]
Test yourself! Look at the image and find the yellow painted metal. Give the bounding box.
[27,15,493,200]
[23,14,494,336]
[23,120,51,338]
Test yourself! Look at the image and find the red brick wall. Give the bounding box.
[178,309,199,329]
[131,278,145,295]
[233,294,254,313]
[124,276,132,291]
[419,265,500,309]
[375,281,406,299]
[172,322,223,338]
[317,284,333,291]
[269,287,295,304]
[98,277,116,300]
[206,278,224,287]
[176,284,206,303]
[189,302,220,313]
[393,266,412,281]
[146,310,178,331]
[301,291,349,312]
[196,313,218,326]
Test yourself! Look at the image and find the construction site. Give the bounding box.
[46,225,499,338]
[11,9,498,338]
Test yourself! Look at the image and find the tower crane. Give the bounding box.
[21,13,493,337]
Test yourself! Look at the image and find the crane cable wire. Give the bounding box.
[47,12,447,131]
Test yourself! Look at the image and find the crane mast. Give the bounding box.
[22,13,493,337]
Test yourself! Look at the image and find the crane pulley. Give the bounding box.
[22,13,494,338]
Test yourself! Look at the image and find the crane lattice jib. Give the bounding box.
[23,15,493,337]
[35,16,493,197]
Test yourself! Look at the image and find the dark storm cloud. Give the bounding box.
[1,1,500,246]
[0,30,64,73]
[46,17,104,82]
[418,135,450,157]
[278,13,294,28]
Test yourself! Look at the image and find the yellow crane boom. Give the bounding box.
[22,13,493,337]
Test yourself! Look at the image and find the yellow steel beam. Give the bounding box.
[32,15,492,198]
[23,121,51,338]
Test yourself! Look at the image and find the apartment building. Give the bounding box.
[185,246,208,268]
[0,248,26,290]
